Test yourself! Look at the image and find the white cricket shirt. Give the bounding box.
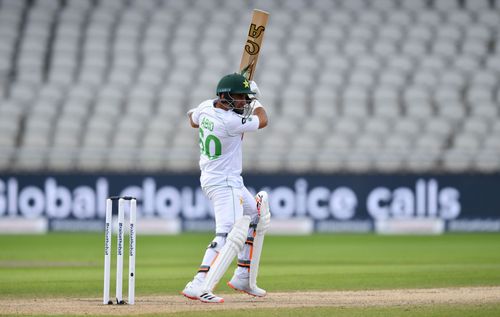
[190,99,260,188]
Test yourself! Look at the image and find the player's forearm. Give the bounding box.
[188,113,199,128]
[253,107,268,129]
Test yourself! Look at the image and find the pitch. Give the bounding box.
[1,233,499,316]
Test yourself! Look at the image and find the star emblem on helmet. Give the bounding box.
[243,80,250,88]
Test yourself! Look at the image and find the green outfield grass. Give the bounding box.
[0,233,499,316]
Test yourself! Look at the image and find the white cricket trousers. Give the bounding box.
[193,185,259,282]
[203,185,259,234]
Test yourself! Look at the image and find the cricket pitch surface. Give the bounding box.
[1,286,499,315]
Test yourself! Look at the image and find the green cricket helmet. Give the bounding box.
[215,73,255,117]
[216,73,255,96]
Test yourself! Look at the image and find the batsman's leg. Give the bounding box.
[202,215,250,290]
[228,191,270,297]
[182,186,247,303]
[182,216,250,303]
[181,233,227,303]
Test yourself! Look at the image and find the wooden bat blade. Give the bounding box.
[239,9,269,80]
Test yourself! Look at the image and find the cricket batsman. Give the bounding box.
[182,73,271,303]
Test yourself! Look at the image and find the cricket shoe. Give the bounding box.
[181,281,224,303]
[227,275,266,297]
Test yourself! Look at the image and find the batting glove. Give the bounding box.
[250,80,262,100]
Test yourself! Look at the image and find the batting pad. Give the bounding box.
[249,191,271,290]
[203,215,251,292]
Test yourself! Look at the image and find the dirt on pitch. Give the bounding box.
[1,286,500,315]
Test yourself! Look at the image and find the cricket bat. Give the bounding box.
[239,9,269,81]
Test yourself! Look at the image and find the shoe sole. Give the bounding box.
[227,282,266,297]
[181,291,224,303]
[181,292,198,301]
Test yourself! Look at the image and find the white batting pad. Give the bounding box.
[203,215,251,292]
[249,191,271,290]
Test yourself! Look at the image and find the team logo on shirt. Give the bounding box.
[241,117,252,124]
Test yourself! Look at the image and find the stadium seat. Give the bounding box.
[0,0,499,174]
[374,152,405,172]
[473,150,500,173]
[442,149,474,172]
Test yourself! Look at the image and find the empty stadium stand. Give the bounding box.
[0,0,499,173]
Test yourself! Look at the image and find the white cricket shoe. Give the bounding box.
[227,275,266,297]
[181,281,224,303]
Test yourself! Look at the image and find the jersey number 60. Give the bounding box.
[199,128,221,160]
